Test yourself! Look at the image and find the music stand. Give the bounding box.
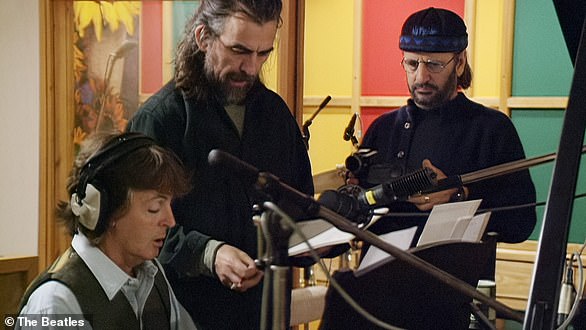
[319,239,495,330]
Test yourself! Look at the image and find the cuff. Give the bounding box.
[203,239,225,277]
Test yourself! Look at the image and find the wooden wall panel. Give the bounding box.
[0,257,38,316]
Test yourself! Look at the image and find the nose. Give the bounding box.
[240,53,265,76]
[414,63,431,83]
[161,203,176,228]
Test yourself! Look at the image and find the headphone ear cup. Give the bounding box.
[70,183,102,231]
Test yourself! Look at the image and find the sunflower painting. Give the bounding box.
[72,1,141,149]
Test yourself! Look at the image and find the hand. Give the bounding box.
[407,159,468,211]
[345,170,359,185]
[214,244,263,293]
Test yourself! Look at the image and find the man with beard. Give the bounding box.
[352,7,537,281]
[127,0,315,329]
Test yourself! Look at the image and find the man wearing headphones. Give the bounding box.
[17,132,197,329]
[127,1,321,329]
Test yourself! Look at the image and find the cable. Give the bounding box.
[556,256,577,327]
[262,202,405,330]
[557,239,586,329]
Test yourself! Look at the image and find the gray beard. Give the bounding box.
[203,58,254,105]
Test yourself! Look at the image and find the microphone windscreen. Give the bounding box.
[208,149,259,184]
[318,189,362,222]
[319,95,332,109]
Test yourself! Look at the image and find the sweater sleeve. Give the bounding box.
[127,93,215,279]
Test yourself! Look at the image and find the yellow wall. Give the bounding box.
[304,0,355,175]
[471,0,503,97]
[304,0,354,96]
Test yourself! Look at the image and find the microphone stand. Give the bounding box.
[207,149,523,325]
[302,95,331,149]
[96,40,137,131]
[258,201,293,330]
[425,145,586,195]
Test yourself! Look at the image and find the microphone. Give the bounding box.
[343,113,357,143]
[208,149,321,218]
[302,95,332,149]
[318,167,439,223]
[317,95,332,111]
[110,40,137,59]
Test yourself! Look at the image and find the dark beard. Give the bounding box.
[203,62,256,105]
[410,68,458,109]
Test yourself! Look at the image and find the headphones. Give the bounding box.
[70,132,156,233]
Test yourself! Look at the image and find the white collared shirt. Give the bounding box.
[17,234,197,330]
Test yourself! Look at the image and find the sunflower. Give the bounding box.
[74,1,141,41]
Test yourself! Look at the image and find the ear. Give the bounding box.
[195,25,208,51]
[456,51,467,77]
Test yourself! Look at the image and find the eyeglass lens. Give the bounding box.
[402,55,457,73]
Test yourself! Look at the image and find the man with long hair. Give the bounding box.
[128,1,315,328]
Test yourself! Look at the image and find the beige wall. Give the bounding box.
[0,0,40,257]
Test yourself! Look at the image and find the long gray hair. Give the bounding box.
[174,0,283,100]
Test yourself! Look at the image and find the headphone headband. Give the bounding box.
[75,132,156,202]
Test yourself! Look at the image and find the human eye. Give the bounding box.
[404,59,419,71]
[258,49,273,58]
[148,207,161,214]
[426,60,443,72]
[147,200,164,214]
[230,45,252,55]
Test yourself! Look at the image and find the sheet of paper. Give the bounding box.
[288,209,389,256]
[355,226,418,277]
[417,199,482,246]
[288,224,354,256]
[461,212,491,242]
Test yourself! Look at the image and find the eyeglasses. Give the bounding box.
[401,54,458,73]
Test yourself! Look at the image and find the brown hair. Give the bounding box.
[458,61,473,90]
[57,131,192,242]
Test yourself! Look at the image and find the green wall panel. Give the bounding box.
[512,109,586,243]
[172,1,200,52]
[513,0,573,96]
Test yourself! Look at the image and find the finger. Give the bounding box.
[422,159,447,179]
[407,193,430,205]
[239,271,264,291]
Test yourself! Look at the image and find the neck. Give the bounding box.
[98,235,139,277]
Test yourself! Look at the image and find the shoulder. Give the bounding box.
[459,96,514,126]
[370,106,408,127]
[19,281,82,315]
[127,81,188,144]
[460,95,507,117]
[248,82,289,111]
[132,81,186,122]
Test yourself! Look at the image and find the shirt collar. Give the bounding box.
[72,233,158,301]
